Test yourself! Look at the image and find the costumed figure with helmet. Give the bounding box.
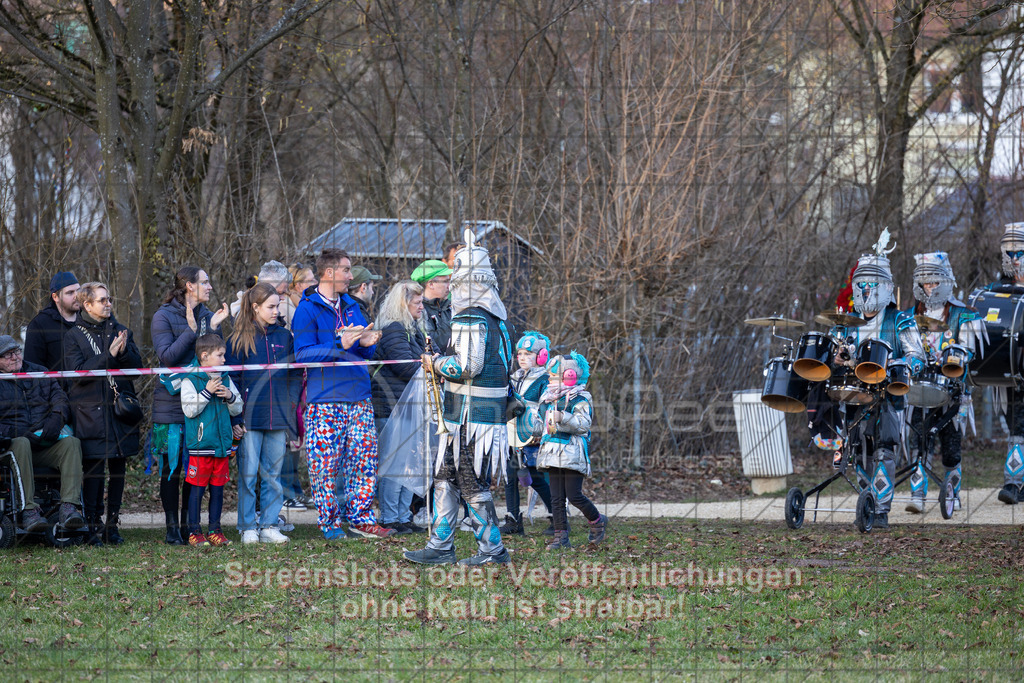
[829,230,927,529]
[988,223,1024,505]
[904,252,982,513]
[500,331,555,536]
[404,230,514,566]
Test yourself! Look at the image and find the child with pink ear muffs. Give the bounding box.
[501,332,556,536]
[535,350,606,549]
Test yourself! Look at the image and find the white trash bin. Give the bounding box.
[732,389,793,494]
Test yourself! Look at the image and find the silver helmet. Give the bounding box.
[1000,222,1024,279]
[851,254,894,316]
[913,251,956,308]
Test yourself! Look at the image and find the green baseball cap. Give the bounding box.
[349,266,382,288]
[410,260,452,283]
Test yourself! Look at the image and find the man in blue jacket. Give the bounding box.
[292,248,394,540]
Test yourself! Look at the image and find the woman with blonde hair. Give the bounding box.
[279,262,317,510]
[281,263,317,330]
[371,279,427,534]
[64,282,143,545]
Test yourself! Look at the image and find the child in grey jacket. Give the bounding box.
[535,351,606,549]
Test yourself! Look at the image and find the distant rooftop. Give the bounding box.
[303,218,543,258]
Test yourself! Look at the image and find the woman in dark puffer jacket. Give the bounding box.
[150,266,230,544]
[64,282,143,545]
[371,280,426,534]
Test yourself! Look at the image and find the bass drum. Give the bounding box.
[967,288,1024,387]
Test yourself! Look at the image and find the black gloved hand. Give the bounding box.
[39,413,64,444]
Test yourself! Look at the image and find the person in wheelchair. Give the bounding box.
[904,252,982,513]
[0,335,84,532]
[828,240,926,530]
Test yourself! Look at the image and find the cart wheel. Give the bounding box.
[0,514,14,549]
[44,514,83,549]
[938,479,956,520]
[784,487,805,529]
[855,488,875,533]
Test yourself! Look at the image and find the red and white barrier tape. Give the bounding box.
[0,359,419,380]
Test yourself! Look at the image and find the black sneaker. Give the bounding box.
[296,493,314,507]
[458,549,511,566]
[59,503,85,530]
[403,547,457,565]
[21,507,47,533]
[403,521,427,534]
[997,484,1023,505]
[873,513,890,530]
[499,513,524,536]
[282,498,307,510]
[388,522,413,536]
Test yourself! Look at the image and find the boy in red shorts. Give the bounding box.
[181,334,244,546]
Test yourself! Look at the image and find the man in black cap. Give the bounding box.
[24,271,81,371]
[0,334,85,531]
[348,266,382,324]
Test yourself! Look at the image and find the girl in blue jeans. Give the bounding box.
[227,282,302,544]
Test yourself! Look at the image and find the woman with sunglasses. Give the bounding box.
[64,282,144,545]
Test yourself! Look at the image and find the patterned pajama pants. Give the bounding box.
[304,400,378,530]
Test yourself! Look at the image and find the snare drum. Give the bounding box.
[826,367,874,405]
[761,357,810,413]
[886,359,911,396]
[906,368,951,409]
[941,343,969,378]
[967,288,1024,386]
[855,338,892,384]
[793,331,836,382]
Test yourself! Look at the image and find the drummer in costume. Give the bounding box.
[404,230,514,566]
[989,222,1024,505]
[830,231,927,529]
[904,252,982,513]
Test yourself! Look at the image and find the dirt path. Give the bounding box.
[117,486,1024,529]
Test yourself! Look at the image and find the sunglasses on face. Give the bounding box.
[855,282,879,291]
[1007,250,1024,260]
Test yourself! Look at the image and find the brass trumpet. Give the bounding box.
[424,335,450,436]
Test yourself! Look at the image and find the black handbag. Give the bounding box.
[110,380,144,426]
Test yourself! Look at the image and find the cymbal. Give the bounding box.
[814,311,867,327]
[744,315,805,328]
[915,314,948,333]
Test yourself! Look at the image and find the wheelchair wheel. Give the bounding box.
[44,514,83,549]
[0,514,14,549]
[784,487,805,529]
[855,488,875,533]
[938,479,956,520]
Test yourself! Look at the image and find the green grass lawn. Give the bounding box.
[2,520,1022,680]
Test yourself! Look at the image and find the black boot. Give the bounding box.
[499,513,524,536]
[85,516,104,547]
[165,511,184,546]
[104,512,124,545]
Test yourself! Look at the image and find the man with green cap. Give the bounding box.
[411,259,453,351]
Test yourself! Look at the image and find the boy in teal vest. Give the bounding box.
[181,334,243,547]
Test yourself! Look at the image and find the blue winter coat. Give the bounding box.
[150,299,218,424]
[226,323,301,434]
[292,290,376,404]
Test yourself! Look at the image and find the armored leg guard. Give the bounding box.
[424,479,460,552]
[945,464,962,510]
[464,493,505,558]
[998,436,1024,504]
[871,448,896,515]
[906,462,927,513]
[1004,436,1024,487]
